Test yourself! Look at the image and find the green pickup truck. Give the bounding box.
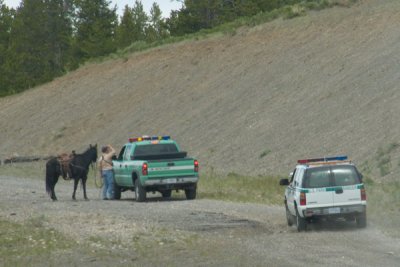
[112,136,199,202]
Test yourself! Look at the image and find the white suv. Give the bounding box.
[280,156,367,231]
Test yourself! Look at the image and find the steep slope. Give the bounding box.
[1,0,399,177]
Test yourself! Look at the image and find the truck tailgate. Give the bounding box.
[147,158,196,179]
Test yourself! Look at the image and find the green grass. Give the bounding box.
[197,172,284,205]
[364,179,400,237]
[0,217,76,266]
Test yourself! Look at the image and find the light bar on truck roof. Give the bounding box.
[129,136,170,143]
[297,155,348,164]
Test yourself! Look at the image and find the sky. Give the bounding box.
[2,0,183,18]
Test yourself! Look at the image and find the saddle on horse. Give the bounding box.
[57,152,74,180]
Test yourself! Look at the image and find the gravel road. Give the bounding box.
[1,175,399,267]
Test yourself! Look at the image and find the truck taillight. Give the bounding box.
[361,188,366,201]
[142,163,148,175]
[194,160,199,172]
[300,192,306,206]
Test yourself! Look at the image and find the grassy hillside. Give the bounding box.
[0,0,399,179]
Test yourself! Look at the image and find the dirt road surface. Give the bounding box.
[1,175,399,266]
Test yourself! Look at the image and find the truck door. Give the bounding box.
[113,146,126,185]
[119,145,133,186]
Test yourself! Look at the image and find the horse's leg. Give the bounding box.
[72,178,79,200]
[51,176,59,201]
[83,176,89,200]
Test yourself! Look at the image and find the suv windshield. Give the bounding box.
[134,144,178,156]
[303,165,361,188]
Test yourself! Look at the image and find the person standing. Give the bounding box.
[99,145,116,200]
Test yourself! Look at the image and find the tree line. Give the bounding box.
[0,0,316,96]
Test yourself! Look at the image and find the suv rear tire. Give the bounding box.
[296,206,307,232]
[285,204,293,226]
[356,211,367,228]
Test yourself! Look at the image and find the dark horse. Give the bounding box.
[45,144,97,201]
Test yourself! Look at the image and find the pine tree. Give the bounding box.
[0,0,14,95]
[73,0,118,62]
[131,0,148,42]
[116,5,135,48]
[4,0,73,93]
[145,2,168,43]
[6,0,51,91]
[43,0,73,75]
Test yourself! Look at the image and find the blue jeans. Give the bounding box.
[102,169,114,199]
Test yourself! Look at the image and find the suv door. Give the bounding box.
[302,166,334,209]
[331,165,363,206]
[286,167,303,215]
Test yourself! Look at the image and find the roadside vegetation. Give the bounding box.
[0,217,76,266]
[1,158,399,238]
[0,158,399,264]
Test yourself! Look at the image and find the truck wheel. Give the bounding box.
[113,181,121,200]
[135,179,146,202]
[296,206,306,232]
[161,190,171,198]
[356,211,367,228]
[185,188,196,200]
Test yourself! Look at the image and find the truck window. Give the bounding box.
[332,166,361,186]
[303,167,331,188]
[123,145,132,161]
[134,144,178,156]
[117,146,126,161]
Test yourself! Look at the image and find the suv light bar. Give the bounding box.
[297,155,348,164]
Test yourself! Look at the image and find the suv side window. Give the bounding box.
[294,168,304,187]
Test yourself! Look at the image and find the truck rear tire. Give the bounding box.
[135,179,146,202]
[185,187,196,200]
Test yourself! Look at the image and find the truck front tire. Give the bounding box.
[113,179,121,200]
